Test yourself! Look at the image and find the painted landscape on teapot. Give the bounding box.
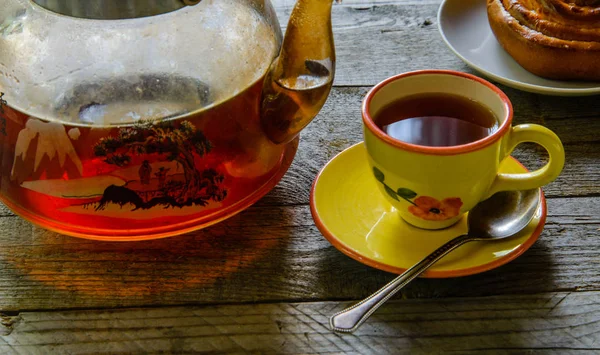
[11,118,229,217]
[0,84,291,232]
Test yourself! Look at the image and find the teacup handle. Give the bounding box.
[487,124,565,197]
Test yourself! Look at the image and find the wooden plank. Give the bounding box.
[1,292,599,353]
[0,196,597,311]
[0,0,597,313]
[276,0,459,87]
[267,139,598,205]
[0,87,594,224]
[277,87,600,203]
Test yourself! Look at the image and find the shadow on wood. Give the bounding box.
[0,201,296,308]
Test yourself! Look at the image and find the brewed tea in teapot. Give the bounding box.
[0,0,336,240]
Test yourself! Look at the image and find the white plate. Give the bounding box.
[437,0,600,96]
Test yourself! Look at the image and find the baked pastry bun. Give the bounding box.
[487,0,600,80]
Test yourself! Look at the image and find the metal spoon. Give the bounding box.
[330,189,541,333]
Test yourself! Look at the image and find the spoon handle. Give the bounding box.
[330,234,473,333]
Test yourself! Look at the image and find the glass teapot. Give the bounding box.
[0,0,335,240]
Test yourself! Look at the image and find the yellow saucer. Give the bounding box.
[310,142,547,278]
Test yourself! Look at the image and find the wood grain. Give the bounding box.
[314,0,461,87]
[1,292,599,354]
[0,0,597,311]
[0,4,598,354]
[0,196,597,310]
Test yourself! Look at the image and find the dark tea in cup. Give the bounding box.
[374,92,499,147]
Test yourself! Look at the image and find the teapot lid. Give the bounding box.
[31,0,201,19]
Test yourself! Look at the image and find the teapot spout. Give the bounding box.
[260,0,336,145]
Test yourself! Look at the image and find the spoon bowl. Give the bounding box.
[330,189,541,333]
[468,189,541,240]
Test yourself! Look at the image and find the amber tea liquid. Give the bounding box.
[374,92,499,147]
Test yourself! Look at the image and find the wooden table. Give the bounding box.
[1,1,599,353]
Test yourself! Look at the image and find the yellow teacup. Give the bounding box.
[362,70,565,229]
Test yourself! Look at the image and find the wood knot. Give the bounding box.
[1,312,21,336]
